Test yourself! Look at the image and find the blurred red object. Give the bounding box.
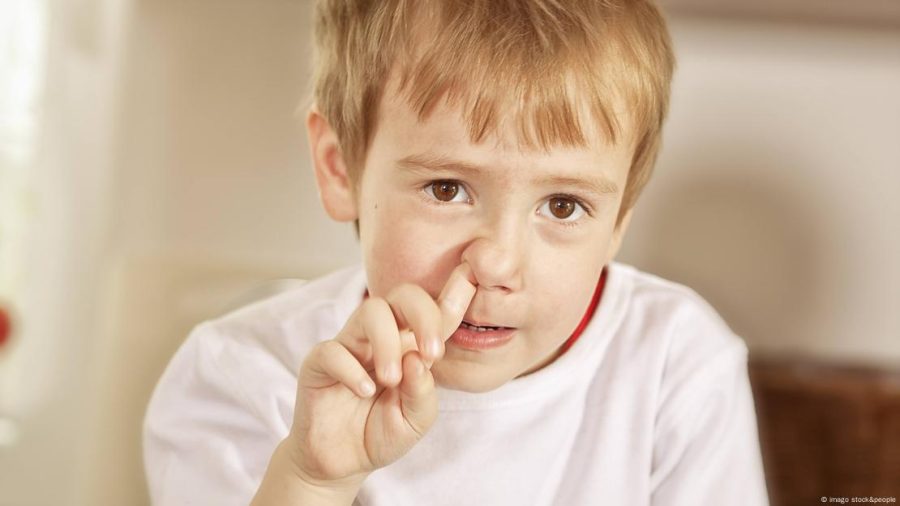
[0,305,10,349]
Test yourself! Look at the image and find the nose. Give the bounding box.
[461,234,524,293]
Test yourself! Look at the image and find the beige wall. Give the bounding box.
[618,17,900,367]
[1,2,897,505]
[110,0,359,274]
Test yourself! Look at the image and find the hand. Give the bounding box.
[287,262,477,489]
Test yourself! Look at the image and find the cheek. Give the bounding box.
[363,199,458,298]
[528,250,604,328]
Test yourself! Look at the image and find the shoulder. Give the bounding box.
[145,263,367,435]
[199,263,367,368]
[210,262,366,339]
[610,261,747,360]
[607,267,768,503]
[613,263,736,333]
[143,264,368,502]
[607,262,749,406]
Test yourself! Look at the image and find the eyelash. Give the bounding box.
[420,180,593,228]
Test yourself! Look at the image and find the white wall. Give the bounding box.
[1,2,897,505]
[109,0,359,274]
[0,0,133,504]
[81,1,360,504]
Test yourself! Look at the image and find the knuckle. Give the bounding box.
[359,297,383,319]
[299,342,334,376]
[359,298,392,331]
[312,341,341,369]
[318,339,341,358]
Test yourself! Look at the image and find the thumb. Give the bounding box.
[398,351,438,438]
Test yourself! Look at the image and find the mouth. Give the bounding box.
[460,319,514,332]
[451,319,517,350]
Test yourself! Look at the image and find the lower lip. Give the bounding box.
[449,325,516,350]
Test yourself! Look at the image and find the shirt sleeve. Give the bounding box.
[649,308,770,506]
[143,322,295,505]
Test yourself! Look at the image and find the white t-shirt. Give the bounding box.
[143,262,770,505]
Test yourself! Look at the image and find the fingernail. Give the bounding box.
[360,380,376,397]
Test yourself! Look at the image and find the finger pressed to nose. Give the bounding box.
[437,262,478,339]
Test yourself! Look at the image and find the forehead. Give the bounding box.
[371,78,634,184]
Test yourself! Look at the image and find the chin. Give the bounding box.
[432,363,509,393]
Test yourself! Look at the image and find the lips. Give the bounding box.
[451,319,516,350]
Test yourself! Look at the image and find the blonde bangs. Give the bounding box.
[397,51,623,152]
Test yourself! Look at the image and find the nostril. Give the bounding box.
[478,284,513,294]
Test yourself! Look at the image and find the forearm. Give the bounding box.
[251,439,363,506]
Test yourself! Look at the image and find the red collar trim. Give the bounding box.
[559,266,608,354]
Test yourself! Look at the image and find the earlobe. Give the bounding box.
[307,106,358,222]
[605,207,634,264]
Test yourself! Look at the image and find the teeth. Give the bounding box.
[462,321,500,332]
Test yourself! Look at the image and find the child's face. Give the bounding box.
[313,86,634,393]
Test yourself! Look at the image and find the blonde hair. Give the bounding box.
[312,0,675,226]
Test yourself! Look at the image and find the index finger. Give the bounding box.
[436,262,477,340]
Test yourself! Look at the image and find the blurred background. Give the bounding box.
[0,0,897,504]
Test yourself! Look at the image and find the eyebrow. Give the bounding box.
[397,153,620,196]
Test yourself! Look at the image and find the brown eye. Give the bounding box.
[431,181,459,202]
[548,197,576,219]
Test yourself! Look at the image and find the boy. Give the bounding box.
[144,1,770,505]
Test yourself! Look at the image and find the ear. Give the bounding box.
[604,207,634,264]
[306,105,358,222]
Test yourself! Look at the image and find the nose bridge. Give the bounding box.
[462,206,526,291]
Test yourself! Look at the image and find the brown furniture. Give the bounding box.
[749,355,900,505]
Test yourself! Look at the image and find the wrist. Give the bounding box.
[284,436,368,491]
[252,438,366,506]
